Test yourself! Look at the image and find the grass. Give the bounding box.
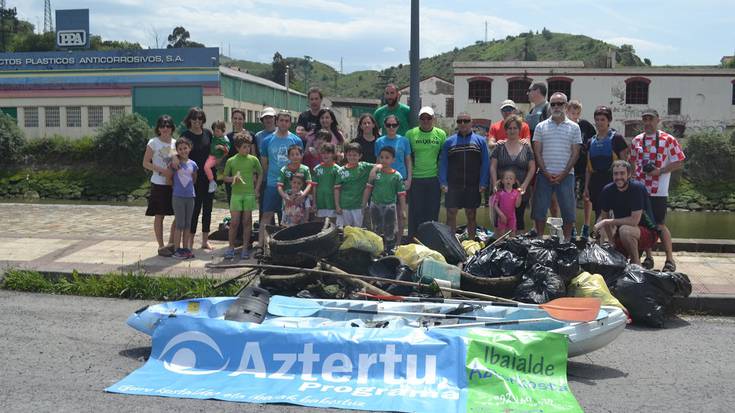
[1,269,245,301]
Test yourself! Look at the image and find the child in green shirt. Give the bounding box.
[205,120,232,193]
[222,132,262,260]
[277,144,312,212]
[334,142,374,228]
[363,146,407,251]
[312,142,340,221]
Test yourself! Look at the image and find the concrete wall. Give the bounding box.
[400,77,454,119]
[453,64,735,138]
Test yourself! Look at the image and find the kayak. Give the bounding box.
[128,295,626,357]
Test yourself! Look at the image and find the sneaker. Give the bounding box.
[662,260,676,272]
[223,248,235,260]
[240,248,251,260]
[208,180,217,193]
[581,224,590,241]
[184,249,195,259]
[642,256,654,270]
[158,246,173,257]
[173,248,189,259]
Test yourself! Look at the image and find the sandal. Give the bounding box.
[662,260,676,272]
[642,256,654,270]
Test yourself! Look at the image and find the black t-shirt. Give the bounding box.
[354,136,377,164]
[574,119,597,175]
[182,129,213,180]
[599,180,657,230]
[297,110,321,133]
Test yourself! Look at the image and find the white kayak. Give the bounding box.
[128,294,626,357]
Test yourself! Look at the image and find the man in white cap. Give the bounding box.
[487,99,531,150]
[405,106,447,240]
[254,107,277,158]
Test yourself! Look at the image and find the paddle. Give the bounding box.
[355,293,601,323]
[268,295,563,323]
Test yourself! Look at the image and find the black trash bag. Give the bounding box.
[513,264,566,304]
[416,221,467,265]
[465,247,525,278]
[555,242,580,282]
[579,243,628,284]
[326,248,374,275]
[612,264,693,328]
[368,256,414,296]
[526,245,557,269]
[500,236,533,257]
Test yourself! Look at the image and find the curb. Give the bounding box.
[672,294,735,316]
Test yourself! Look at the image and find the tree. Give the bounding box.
[90,35,142,50]
[271,52,287,85]
[644,58,652,66]
[542,27,552,39]
[616,44,639,66]
[167,26,204,48]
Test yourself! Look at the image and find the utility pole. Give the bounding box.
[408,0,420,127]
[285,64,290,111]
[485,21,488,43]
[43,0,53,33]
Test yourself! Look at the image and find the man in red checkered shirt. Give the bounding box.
[629,108,686,272]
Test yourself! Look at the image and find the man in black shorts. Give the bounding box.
[439,112,489,236]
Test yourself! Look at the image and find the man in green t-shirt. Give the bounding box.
[405,106,446,239]
[334,143,373,228]
[363,146,407,251]
[374,84,411,136]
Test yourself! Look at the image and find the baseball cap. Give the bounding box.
[260,107,276,119]
[641,108,659,118]
[419,106,435,117]
[500,99,517,110]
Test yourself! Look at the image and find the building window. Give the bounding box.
[24,107,39,127]
[625,77,650,104]
[445,97,454,118]
[468,78,492,103]
[110,106,125,119]
[66,106,82,127]
[45,107,60,127]
[667,98,681,115]
[88,106,103,127]
[624,121,644,138]
[507,79,531,103]
[547,77,572,99]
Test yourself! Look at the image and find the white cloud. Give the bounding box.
[383,47,396,53]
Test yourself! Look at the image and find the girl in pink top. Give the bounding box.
[493,170,522,236]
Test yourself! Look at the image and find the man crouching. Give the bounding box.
[594,160,659,265]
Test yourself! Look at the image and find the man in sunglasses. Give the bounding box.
[439,112,489,237]
[531,92,581,241]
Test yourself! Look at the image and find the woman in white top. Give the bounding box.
[142,115,177,256]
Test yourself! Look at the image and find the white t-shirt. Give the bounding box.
[147,137,176,185]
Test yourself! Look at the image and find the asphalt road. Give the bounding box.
[1,290,734,413]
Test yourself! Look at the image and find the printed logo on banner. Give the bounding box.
[57,30,87,47]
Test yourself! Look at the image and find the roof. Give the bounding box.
[454,61,586,69]
[218,66,306,96]
[398,75,454,92]
[326,96,381,106]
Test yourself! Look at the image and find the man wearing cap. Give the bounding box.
[405,106,447,240]
[374,84,411,136]
[531,92,581,241]
[254,107,277,158]
[439,112,489,237]
[629,108,685,272]
[297,87,323,134]
[487,99,531,150]
[525,82,550,139]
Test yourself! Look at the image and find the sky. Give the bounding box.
[10,0,735,73]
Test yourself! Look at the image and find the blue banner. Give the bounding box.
[107,316,580,412]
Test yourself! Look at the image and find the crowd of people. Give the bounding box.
[142,82,686,271]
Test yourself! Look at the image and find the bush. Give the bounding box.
[95,113,152,167]
[23,135,96,164]
[683,131,735,185]
[0,113,25,166]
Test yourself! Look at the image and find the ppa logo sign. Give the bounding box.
[57,30,87,47]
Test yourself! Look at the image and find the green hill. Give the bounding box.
[225,31,647,98]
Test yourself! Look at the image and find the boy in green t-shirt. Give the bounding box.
[363,146,407,251]
[277,144,312,205]
[222,132,262,260]
[334,142,374,228]
[311,142,340,221]
[205,120,232,193]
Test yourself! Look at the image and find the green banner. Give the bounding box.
[465,329,583,413]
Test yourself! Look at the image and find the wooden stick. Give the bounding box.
[206,262,517,303]
[318,262,390,297]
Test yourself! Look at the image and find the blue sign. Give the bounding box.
[107,316,580,412]
[56,9,90,49]
[0,48,220,71]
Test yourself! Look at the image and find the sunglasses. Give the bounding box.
[160,123,174,129]
[385,123,399,128]
[419,116,433,121]
[457,119,471,124]
[191,116,204,121]
[550,102,566,107]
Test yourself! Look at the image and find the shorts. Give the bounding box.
[336,209,363,228]
[445,187,481,209]
[650,196,667,225]
[145,183,174,216]
[230,193,257,212]
[261,186,283,213]
[172,196,195,230]
[317,209,336,218]
[614,225,659,255]
[531,172,576,224]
